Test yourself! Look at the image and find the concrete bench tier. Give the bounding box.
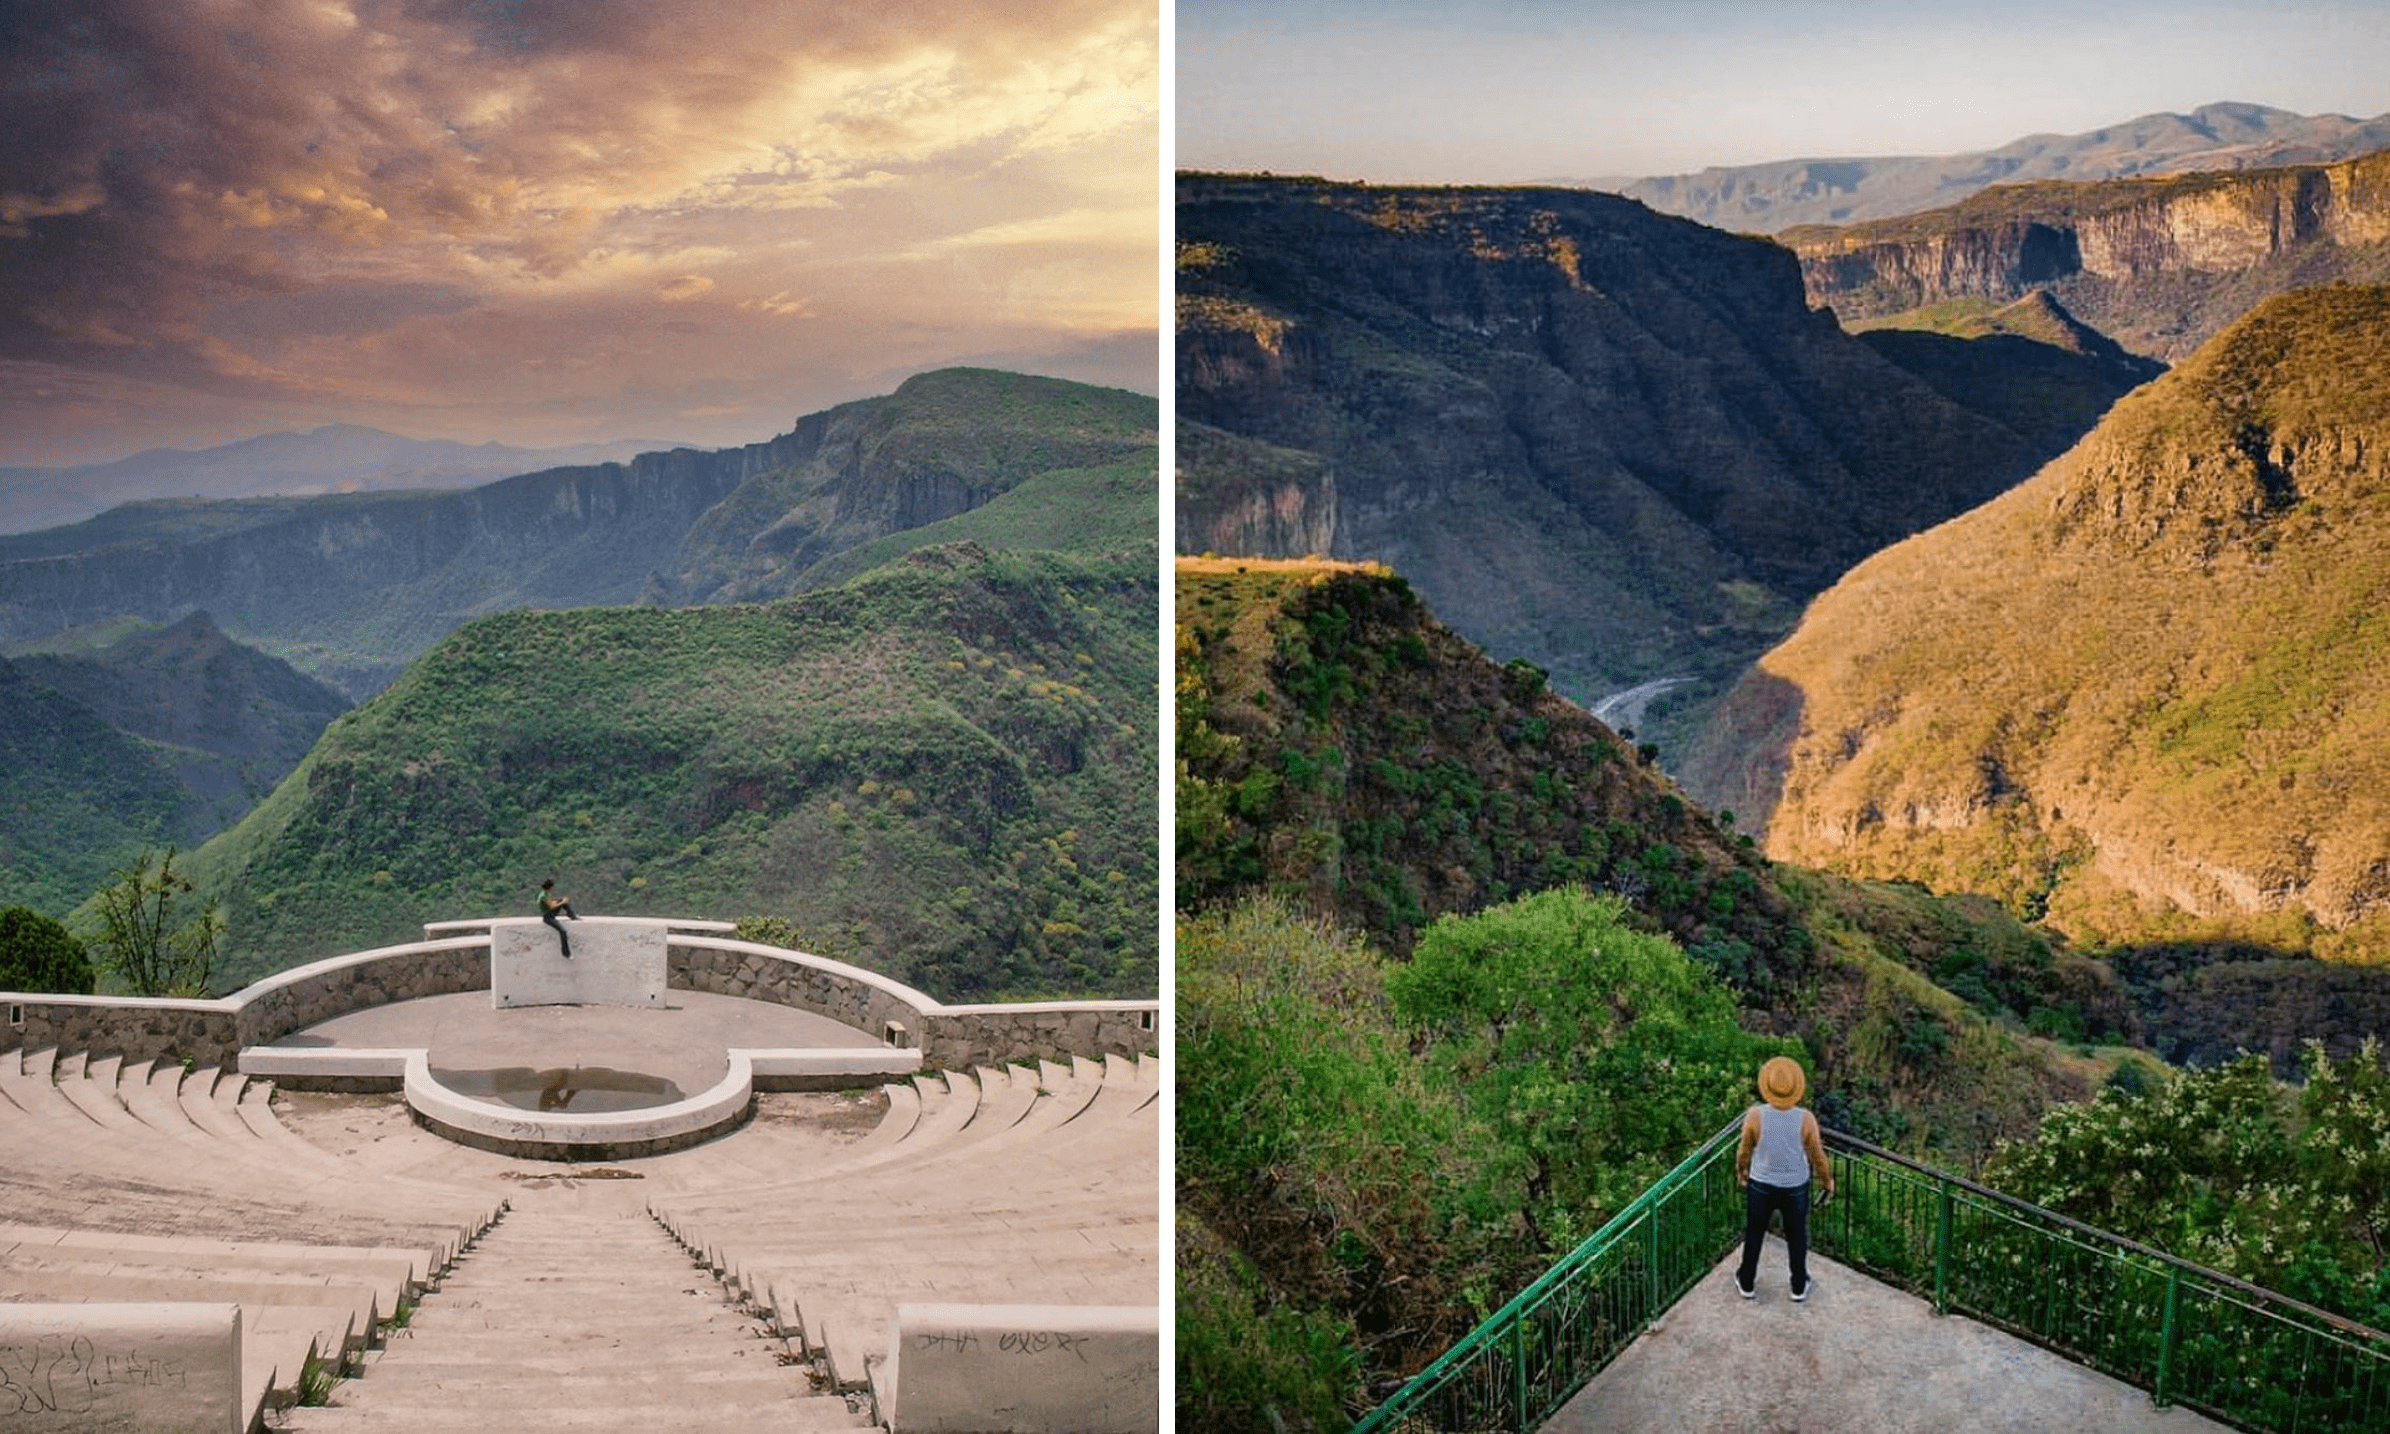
[647,1057,1162,1395]
[0,1302,245,1434]
[880,1304,1160,1434]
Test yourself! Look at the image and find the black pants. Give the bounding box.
[1737,1179,1811,1291]
[542,904,577,955]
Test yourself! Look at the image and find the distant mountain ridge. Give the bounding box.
[1591,102,2390,233]
[0,368,1158,698]
[0,425,677,536]
[1177,173,2153,749]
[1788,146,2390,359]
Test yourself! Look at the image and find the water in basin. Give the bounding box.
[434,1065,687,1112]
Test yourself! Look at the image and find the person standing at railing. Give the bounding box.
[1734,1056,1836,1302]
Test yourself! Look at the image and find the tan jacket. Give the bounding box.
[1736,1105,1834,1193]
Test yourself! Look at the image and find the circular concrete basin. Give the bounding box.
[432,1065,687,1113]
[404,1051,753,1161]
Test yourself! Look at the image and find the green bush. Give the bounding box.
[0,906,95,994]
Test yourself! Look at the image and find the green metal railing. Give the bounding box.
[1352,1124,2390,1434]
[1349,1117,1747,1434]
[1818,1131,2390,1434]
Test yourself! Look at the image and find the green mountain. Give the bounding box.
[1690,286,2390,987]
[13,611,351,828]
[1177,556,2131,1147]
[0,658,187,914]
[1176,174,2149,755]
[0,613,349,915]
[190,544,1158,999]
[660,368,1157,603]
[0,369,1158,700]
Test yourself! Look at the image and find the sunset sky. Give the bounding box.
[0,0,1160,467]
[1179,0,2390,181]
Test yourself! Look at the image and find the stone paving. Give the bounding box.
[259,987,872,1095]
[1543,1247,2231,1434]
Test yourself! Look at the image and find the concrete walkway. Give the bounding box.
[260,989,875,1095]
[1543,1247,2230,1434]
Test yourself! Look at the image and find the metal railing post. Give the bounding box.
[1512,1307,1527,1429]
[1646,1204,1661,1319]
[1934,1182,1954,1315]
[2154,1264,2181,1408]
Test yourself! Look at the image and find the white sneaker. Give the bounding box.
[1734,1271,1755,1299]
[1791,1279,1811,1302]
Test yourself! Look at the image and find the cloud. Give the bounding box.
[740,290,810,318]
[0,0,1160,461]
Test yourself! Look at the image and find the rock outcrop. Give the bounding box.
[1791,149,2390,358]
[1178,173,2147,748]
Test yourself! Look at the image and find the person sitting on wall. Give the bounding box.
[539,879,580,958]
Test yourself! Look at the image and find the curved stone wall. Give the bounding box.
[232,937,491,1048]
[5,923,1159,1073]
[4,993,237,1066]
[670,937,938,1042]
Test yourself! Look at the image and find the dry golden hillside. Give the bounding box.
[1698,284,2390,961]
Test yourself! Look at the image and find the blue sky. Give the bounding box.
[1176,0,2390,180]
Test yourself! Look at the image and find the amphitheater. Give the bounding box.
[0,917,1161,1434]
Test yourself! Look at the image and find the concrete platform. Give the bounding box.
[258,989,876,1096]
[1542,1248,2231,1434]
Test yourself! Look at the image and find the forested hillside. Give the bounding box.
[1175,557,2160,1428]
[190,544,1158,999]
[0,613,347,912]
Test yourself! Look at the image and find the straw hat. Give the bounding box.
[1758,1056,1806,1110]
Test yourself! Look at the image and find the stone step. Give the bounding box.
[116,1059,221,1146]
[50,1051,142,1132]
[0,1048,95,1125]
[0,1222,435,1292]
[286,1391,867,1431]
[289,1187,833,1427]
[180,1066,268,1143]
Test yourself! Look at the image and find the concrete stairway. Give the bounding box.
[280,1183,867,1432]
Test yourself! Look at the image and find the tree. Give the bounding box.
[0,906,96,994]
[83,847,222,998]
[1385,886,1803,1228]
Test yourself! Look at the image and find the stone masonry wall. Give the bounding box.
[232,940,489,1047]
[669,940,931,1044]
[5,996,240,1066]
[919,1003,1161,1069]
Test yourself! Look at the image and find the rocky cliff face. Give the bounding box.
[1177,173,2142,746]
[0,369,1155,697]
[1691,286,2390,961]
[1793,150,2390,358]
